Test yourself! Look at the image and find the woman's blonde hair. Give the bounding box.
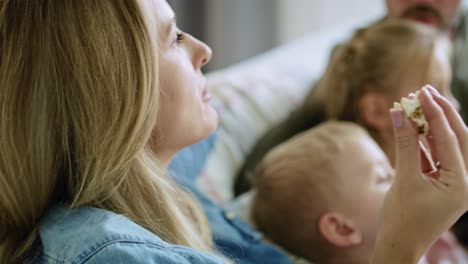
[315,19,451,128]
[0,1,212,262]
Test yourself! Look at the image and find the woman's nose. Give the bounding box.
[189,34,212,70]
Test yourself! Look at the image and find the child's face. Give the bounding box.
[335,133,394,250]
[377,50,457,161]
[395,46,458,110]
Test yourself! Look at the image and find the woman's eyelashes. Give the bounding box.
[175,30,185,44]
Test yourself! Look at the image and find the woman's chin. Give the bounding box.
[187,110,218,146]
[204,104,219,131]
[202,112,219,139]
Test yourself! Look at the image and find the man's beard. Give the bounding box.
[402,4,444,28]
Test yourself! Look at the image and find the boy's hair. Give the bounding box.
[315,19,451,128]
[252,121,369,262]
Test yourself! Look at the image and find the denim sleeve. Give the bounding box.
[85,242,226,264]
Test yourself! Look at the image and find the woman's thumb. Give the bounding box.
[391,108,420,181]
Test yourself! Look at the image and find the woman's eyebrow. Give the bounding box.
[165,15,177,37]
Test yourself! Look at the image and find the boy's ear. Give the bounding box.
[318,212,362,247]
[358,92,390,131]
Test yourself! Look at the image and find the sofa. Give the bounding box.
[197,16,381,205]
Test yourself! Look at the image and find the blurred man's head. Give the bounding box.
[386,0,462,30]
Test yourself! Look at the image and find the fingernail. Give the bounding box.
[390,109,404,128]
[422,87,432,99]
[423,85,440,96]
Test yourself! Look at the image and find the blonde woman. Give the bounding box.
[0,1,466,264]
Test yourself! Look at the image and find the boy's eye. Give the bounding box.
[176,30,185,44]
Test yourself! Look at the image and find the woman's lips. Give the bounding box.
[202,89,212,102]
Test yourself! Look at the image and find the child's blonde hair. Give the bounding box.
[315,19,451,128]
[252,121,370,262]
[0,1,212,262]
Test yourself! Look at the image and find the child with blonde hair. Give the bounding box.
[235,19,458,195]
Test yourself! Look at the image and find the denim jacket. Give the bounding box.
[26,205,225,264]
[170,133,292,264]
[26,133,291,264]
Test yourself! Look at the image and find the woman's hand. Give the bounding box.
[371,85,468,263]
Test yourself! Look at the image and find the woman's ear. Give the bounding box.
[318,212,363,247]
[358,92,391,131]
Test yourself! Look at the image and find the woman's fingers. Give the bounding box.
[375,86,468,264]
[425,130,439,172]
[419,139,436,175]
[390,108,421,183]
[424,85,468,169]
[418,87,465,182]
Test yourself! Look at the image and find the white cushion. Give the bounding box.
[198,16,379,204]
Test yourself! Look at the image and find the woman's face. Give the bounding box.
[150,0,218,162]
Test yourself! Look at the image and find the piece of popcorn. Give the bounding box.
[393,91,428,134]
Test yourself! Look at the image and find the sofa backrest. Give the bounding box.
[199,16,380,204]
